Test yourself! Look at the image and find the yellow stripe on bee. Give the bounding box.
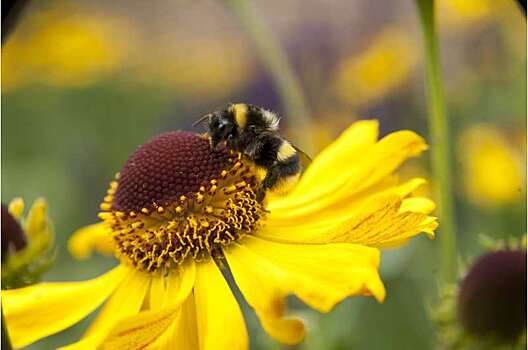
[232,103,248,129]
[277,141,296,161]
[269,173,301,195]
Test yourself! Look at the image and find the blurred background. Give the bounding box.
[2,0,526,349]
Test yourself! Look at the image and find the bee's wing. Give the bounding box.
[291,144,312,171]
[192,113,212,127]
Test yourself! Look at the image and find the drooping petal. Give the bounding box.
[97,261,197,350]
[158,294,199,350]
[225,236,385,344]
[147,261,195,311]
[83,267,151,338]
[152,263,199,349]
[194,259,248,350]
[225,245,305,345]
[170,261,196,306]
[266,176,427,229]
[400,196,436,214]
[148,275,167,311]
[58,267,151,350]
[268,126,427,216]
[68,223,114,259]
[97,304,180,350]
[312,177,432,226]
[2,265,126,349]
[320,195,437,247]
[266,195,436,246]
[153,262,198,348]
[260,180,436,247]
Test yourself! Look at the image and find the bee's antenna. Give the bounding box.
[192,114,211,127]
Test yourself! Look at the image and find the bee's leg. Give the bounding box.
[256,188,266,202]
[257,167,280,202]
[211,245,227,269]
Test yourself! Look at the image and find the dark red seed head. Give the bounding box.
[458,249,527,342]
[112,131,235,212]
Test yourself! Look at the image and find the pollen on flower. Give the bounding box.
[98,131,266,272]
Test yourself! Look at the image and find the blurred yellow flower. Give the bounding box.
[3,121,437,349]
[2,7,133,91]
[132,39,254,101]
[439,0,510,25]
[458,124,524,207]
[2,198,54,289]
[333,28,418,107]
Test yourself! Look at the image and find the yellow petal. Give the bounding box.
[158,294,199,350]
[170,261,196,306]
[268,128,428,218]
[292,120,379,194]
[68,223,114,260]
[400,197,436,214]
[24,197,49,238]
[58,267,151,350]
[260,179,436,247]
[73,263,196,350]
[99,304,180,350]
[83,267,151,338]
[225,236,385,344]
[147,260,196,311]
[281,195,434,250]
[267,176,425,228]
[194,259,248,350]
[225,245,305,345]
[8,197,24,220]
[328,195,437,246]
[148,275,167,311]
[2,265,126,349]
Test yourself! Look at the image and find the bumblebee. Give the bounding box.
[194,103,311,200]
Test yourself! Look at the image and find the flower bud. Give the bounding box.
[1,198,55,289]
[458,249,527,342]
[1,204,27,261]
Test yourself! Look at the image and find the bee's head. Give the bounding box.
[207,110,237,149]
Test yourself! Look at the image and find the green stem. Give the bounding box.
[225,0,313,152]
[416,0,457,282]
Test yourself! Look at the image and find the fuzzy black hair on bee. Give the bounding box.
[194,103,310,201]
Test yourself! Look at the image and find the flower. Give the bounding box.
[2,6,133,91]
[458,124,524,208]
[132,39,254,101]
[431,236,527,349]
[3,121,437,349]
[1,198,55,289]
[332,28,418,108]
[458,249,527,341]
[439,0,510,25]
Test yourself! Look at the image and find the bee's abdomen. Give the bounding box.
[278,153,301,175]
[252,136,300,175]
[278,140,300,169]
[277,141,297,162]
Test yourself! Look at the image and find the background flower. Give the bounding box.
[431,236,527,349]
[332,28,418,108]
[1,198,55,289]
[458,124,525,208]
